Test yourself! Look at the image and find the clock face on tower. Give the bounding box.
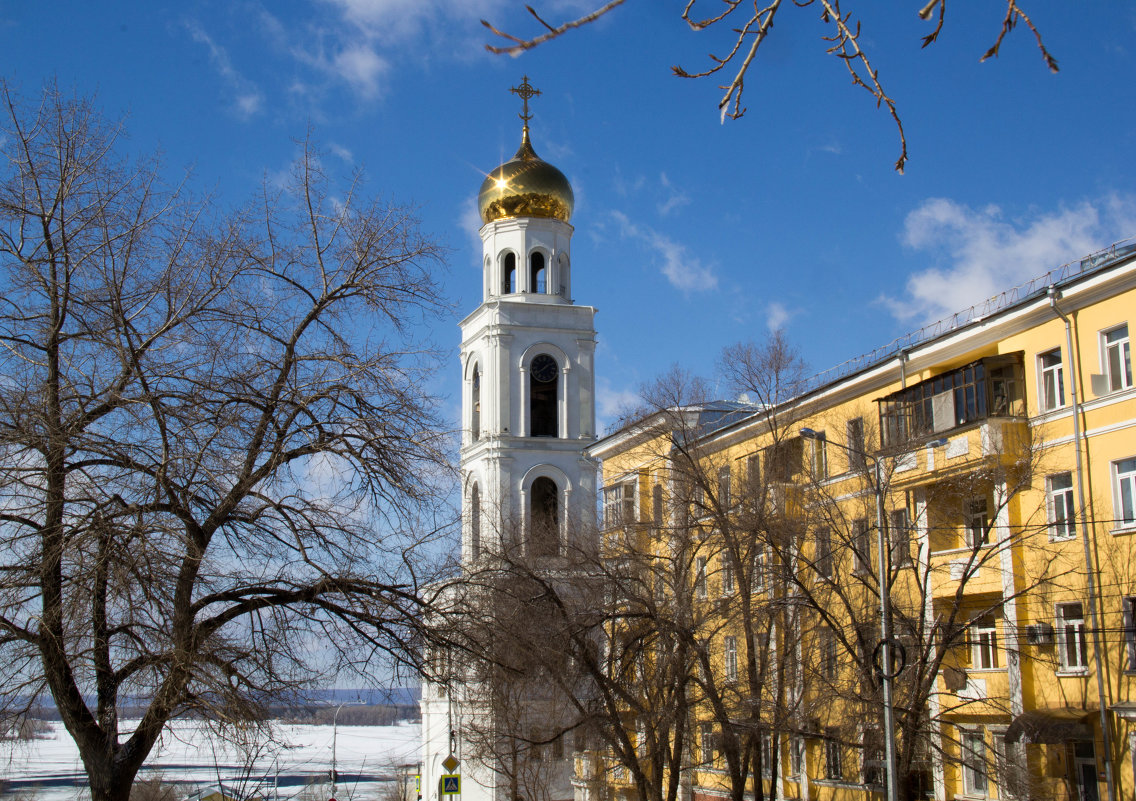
[530,354,558,382]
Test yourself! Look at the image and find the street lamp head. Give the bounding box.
[799,427,819,439]
[928,437,949,448]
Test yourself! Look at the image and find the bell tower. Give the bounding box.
[459,76,598,564]
[420,78,599,801]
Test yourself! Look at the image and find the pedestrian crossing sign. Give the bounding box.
[442,775,461,795]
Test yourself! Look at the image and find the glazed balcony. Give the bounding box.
[878,354,1031,483]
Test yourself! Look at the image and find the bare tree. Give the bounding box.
[0,83,452,801]
[482,1,1058,173]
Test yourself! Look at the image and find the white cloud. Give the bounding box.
[657,172,690,216]
[331,43,390,98]
[459,195,484,253]
[611,211,718,292]
[883,195,1136,323]
[596,377,641,432]
[328,143,354,162]
[765,301,793,332]
[183,19,264,119]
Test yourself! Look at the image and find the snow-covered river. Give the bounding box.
[0,720,421,801]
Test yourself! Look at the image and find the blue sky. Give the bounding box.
[3,1,1134,431]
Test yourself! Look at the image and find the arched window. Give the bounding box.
[529,354,559,437]
[471,368,481,441]
[530,252,546,294]
[502,252,516,294]
[469,483,481,561]
[530,477,559,557]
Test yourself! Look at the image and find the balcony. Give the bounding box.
[878,354,1027,451]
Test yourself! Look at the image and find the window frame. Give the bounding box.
[970,616,999,670]
[1056,601,1088,672]
[700,722,717,765]
[603,482,636,530]
[961,730,989,797]
[852,518,872,575]
[1038,347,1065,412]
[964,496,990,547]
[1124,596,1136,672]
[1103,323,1133,393]
[724,635,738,682]
[810,430,828,479]
[721,554,735,595]
[824,730,843,781]
[718,465,731,509]
[1114,457,1136,529]
[695,556,708,599]
[1046,472,1076,541]
[889,508,912,566]
[815,526,833,578]
[846,417,866,472]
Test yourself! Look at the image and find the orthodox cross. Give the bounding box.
[511,76,541,132]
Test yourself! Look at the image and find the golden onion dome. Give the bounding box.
[478,130,574,224]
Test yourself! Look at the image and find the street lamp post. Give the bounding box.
[800,427,910,801]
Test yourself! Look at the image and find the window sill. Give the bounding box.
[1056,668,1090,677]
[1110,525,1136,537]
[1048,533,1077,543]
[966,667,1007,674]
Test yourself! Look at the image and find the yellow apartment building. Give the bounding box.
[584,240,1136,801]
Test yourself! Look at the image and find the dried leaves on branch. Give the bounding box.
[0,83,452,801]
[483,0,1058,173]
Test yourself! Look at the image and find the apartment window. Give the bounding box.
[853,518,872,574]
[721,555,735,595]
[970,616,999,670]
[1104,324,1132,392]
[603,482,635,530]
[1123,597,1136,671]
[824,730,843,780]
[961,731,989,796]
[1036,351,1063,413]
[821,627,838,681]
[746,455,761,506]
[1057,602,1088,671]
[811,430,828,479]
[862,729,885,788]
[652,483,664,533]
[815,526,833,578]
[718,465,731,509]
[1115,457,1136,528]
[760,731,774,778]
[695,556,708,599]
[847,417,866,471]
[788,736,803,778]
[1038,348,1065,411]
[1046,472,1076,540]
[701,722,716,764]
[889,508,911,566]
[964,497,990,547]
[752,548,767,593]
[724,635,738,682]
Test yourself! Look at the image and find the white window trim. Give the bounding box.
[960,728,990,798]
[1056,602,1089,673]
[1102,323,1133,393]
[1038,347,1066,412]
[1046,472,1077,541]
[970,617,1000,671]
[1114,457,1136,531]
